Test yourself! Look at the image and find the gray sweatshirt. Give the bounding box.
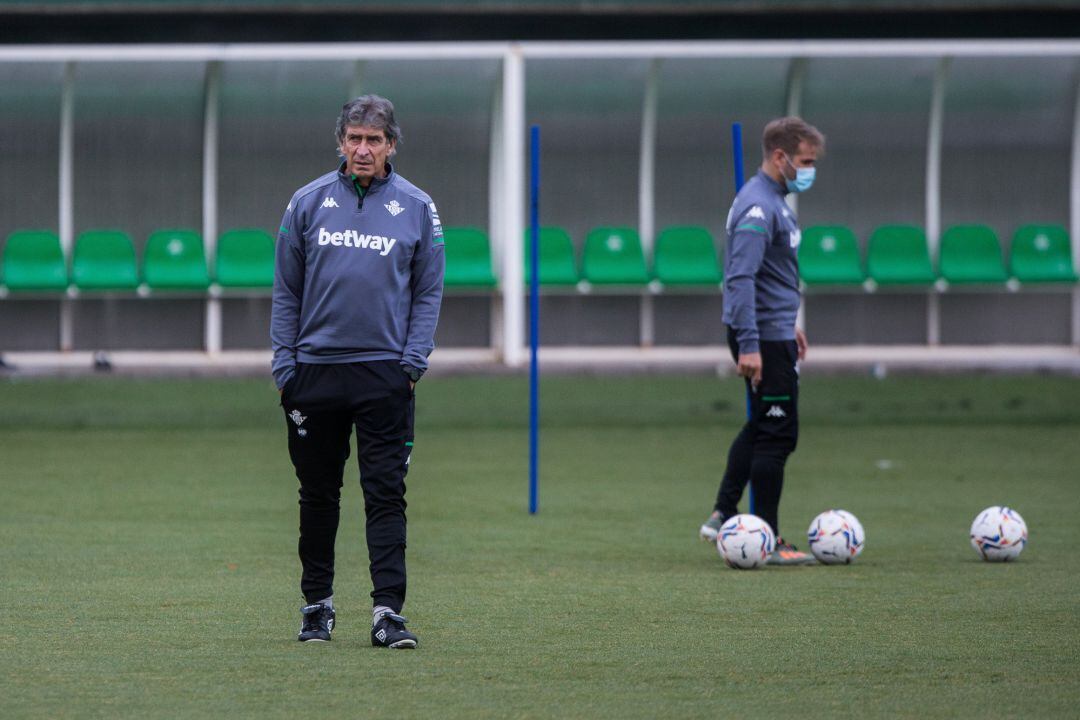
[271,162,445,389]
[722,169,802,354]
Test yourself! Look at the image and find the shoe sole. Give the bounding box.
[298,638,330,642]
[699,527,718,542]
[388,639,417,649]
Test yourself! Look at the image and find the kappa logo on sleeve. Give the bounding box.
[746,206,766,220]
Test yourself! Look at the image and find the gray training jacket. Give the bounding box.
[270,162,445,390]
[721,169,802,355]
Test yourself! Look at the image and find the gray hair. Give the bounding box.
[335,94,402,155]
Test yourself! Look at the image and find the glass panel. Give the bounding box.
[219,59,498,237]
[73,62,205,251]
[361,59,498,230]
[0,63,62,246]
[219,61,354,236]
[941,57,1077,244]
[656,58,789,238]
[800,57,937,243]
[527,58,650,247]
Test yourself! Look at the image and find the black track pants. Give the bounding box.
[280,360,415,611]
[714,328,799,538]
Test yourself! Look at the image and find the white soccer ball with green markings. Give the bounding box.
[807,509,865,564]
[716,513,775,569]
[970,506,1027,562]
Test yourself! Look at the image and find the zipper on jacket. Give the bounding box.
[351,174,366,210]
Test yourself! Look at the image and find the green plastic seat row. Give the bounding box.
[583,226,723,286]
[800,224,1078,285]
[1,228,276,291]
[443,225,723,288]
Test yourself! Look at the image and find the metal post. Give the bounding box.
[58,61,75,352]
[784,57,807,216]
[926,57,950,267]
[925,57,950,347]
[529,125,541,514]
[500,45,526,367]
[203,61,222,355]
[1071,69,1080,346]
[639,58,660,258]
[639,58,660,347]
[489,64,506,353]
[349,60,366,100]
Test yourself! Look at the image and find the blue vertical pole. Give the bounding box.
[528,125,541,515]
[732,122,745,191]
[731,122,755,516]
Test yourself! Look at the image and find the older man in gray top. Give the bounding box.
[273,94,444,646]
[699,117,824,565]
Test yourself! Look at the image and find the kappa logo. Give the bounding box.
[746,206,766,220]
[289,409,306,426]
[385,199,405,216]
[765,405,787,419]
[321,197,339,208]
[789,229,802,249]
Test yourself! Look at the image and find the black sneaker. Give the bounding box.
[297,603,335,642]
[371,611,418,649]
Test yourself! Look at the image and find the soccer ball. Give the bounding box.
[807,509,865,564]
[717,514,775,569]
[970,506,1028,562]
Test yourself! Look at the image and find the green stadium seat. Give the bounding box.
[582,227,649,285]
[2,230,68,291]
[442,227,497,288]
[72,230,138,290]
[798,225,864,285]
[216,229,275,288]
[1010,224,1077,283]
[866,225,936,285]
[653,226,722,286]
[143,229,210,290]
[524,227,578,286]
[939,225,1008,284]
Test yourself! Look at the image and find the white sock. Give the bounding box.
[373,605,394,625]
[314,596,333,610]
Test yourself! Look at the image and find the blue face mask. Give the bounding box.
[784,156,816,193]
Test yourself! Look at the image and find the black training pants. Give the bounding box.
[280,360,414,611]
[714,327,799,538]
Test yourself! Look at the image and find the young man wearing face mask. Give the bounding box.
[699,117,825,565]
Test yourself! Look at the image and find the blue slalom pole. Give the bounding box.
[732,122,745,190]
[731,122,755,516]
[528,125,541,515]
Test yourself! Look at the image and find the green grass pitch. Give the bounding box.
[2,373,1079,718]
